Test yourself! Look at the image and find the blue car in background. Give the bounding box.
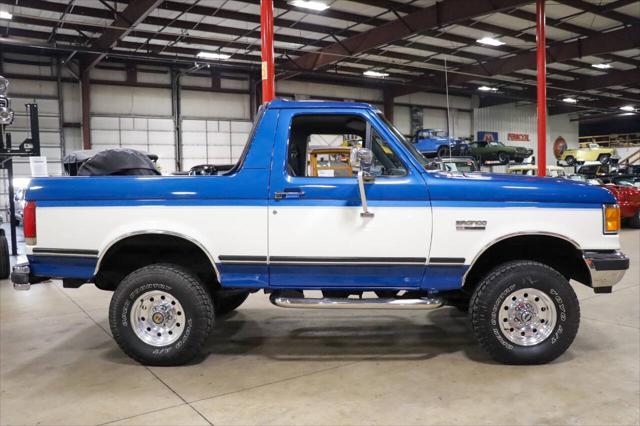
[412,128,469,158]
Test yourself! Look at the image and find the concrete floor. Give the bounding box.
[0,230,638,426]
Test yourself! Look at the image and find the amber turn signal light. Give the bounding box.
[603,204,620,234]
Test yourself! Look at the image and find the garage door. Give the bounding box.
[181,119,253,171]
[90,116,175,173]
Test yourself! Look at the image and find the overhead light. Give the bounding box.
[619,105,636,112]
[591,63,611,69]
[196,51,230,60]
[563,97,578,104]
[476,37,505,47]
[478,86,498,92]
[289,0,330,11]
[0,10,12,19]
[363,70,389,78]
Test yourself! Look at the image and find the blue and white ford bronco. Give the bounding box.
[12,100,629,366]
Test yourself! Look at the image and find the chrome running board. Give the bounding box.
[269,294,443,310]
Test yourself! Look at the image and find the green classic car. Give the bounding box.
[468,141,533,165]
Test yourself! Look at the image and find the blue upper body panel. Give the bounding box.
[25,100,614,208]
[413,137,451,153]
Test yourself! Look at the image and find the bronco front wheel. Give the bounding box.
[109,264,214,366]
[469,260,580,364]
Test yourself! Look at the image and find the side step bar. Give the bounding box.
[269,293,443,310]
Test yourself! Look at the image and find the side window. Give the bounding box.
[287,114,407,178]
[370,129,407,177]
[288,114,365,178]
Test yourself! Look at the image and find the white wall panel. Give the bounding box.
[423,108,448,130]
[92,85,172,116]
[137,71,171,85]
[473,103,579,163]
[9,79,57,97]
[180,91,250,119]
[393,105,411,135]
[62,82,81,123]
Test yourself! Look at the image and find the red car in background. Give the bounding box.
[606,176,640,228]
[567,175,640,228]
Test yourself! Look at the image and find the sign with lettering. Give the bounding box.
[507,133,530,142]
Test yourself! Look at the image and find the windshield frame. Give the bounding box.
[376,112,430,169]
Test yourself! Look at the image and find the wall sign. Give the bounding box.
[477,131,498,141]
[554,136,567,159]
[507,132,530,142]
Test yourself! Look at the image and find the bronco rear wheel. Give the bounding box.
[469,260,579,364]
[109,264,214,366]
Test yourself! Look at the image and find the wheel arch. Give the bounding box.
[94,230,220,291]
[462,232,591,291]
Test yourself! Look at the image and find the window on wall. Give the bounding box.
[287,114,406,178]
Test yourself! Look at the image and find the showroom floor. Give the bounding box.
[0,230,638,426]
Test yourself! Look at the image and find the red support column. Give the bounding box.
[260,0,275,103]
[536,0,547,176]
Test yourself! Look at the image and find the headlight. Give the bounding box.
[603,204,620,234]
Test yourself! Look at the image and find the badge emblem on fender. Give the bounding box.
[456,220,487,230]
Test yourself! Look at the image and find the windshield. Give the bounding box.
[489,141,505,147]
[377,112,430,169]
[443,161,476,172]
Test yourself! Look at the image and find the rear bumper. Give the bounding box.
[583,250,629,290]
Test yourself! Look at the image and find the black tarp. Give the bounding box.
[75,148,160,176]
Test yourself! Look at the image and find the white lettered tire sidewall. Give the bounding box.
[470,261,580,365]
[109,264,214,366]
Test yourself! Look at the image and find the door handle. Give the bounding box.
[274,189,305,200]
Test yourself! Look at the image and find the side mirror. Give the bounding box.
[352,147,373,177]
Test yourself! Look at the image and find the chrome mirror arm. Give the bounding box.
[357,171,374,218]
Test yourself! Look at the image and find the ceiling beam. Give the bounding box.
[290,0,532,72]
[393,25,640,97]
[561,69,640,91]
[554,0,640,27]
[80,0,163,70]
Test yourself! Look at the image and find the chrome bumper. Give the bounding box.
[583,250,629,290]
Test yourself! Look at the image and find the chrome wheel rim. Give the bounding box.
[130,290,186,347]
[498,288,557,346]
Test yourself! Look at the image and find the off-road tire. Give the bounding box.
[469,260,580,365]
[0,235,9,279]
[109,264,214,366]
[214,290,250,316]
[565,156,576,166]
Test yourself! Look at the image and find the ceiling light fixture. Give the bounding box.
[363,70,389,78]
[196,51,230,60]
[476,37,505,47]
[478,86,498,92]
[619,105,636,112]
[562,97,577,104]
[289,0,330,11]
[0,10,12,19]
[591,63,611,69]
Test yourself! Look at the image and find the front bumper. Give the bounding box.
[583,250,629,291]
